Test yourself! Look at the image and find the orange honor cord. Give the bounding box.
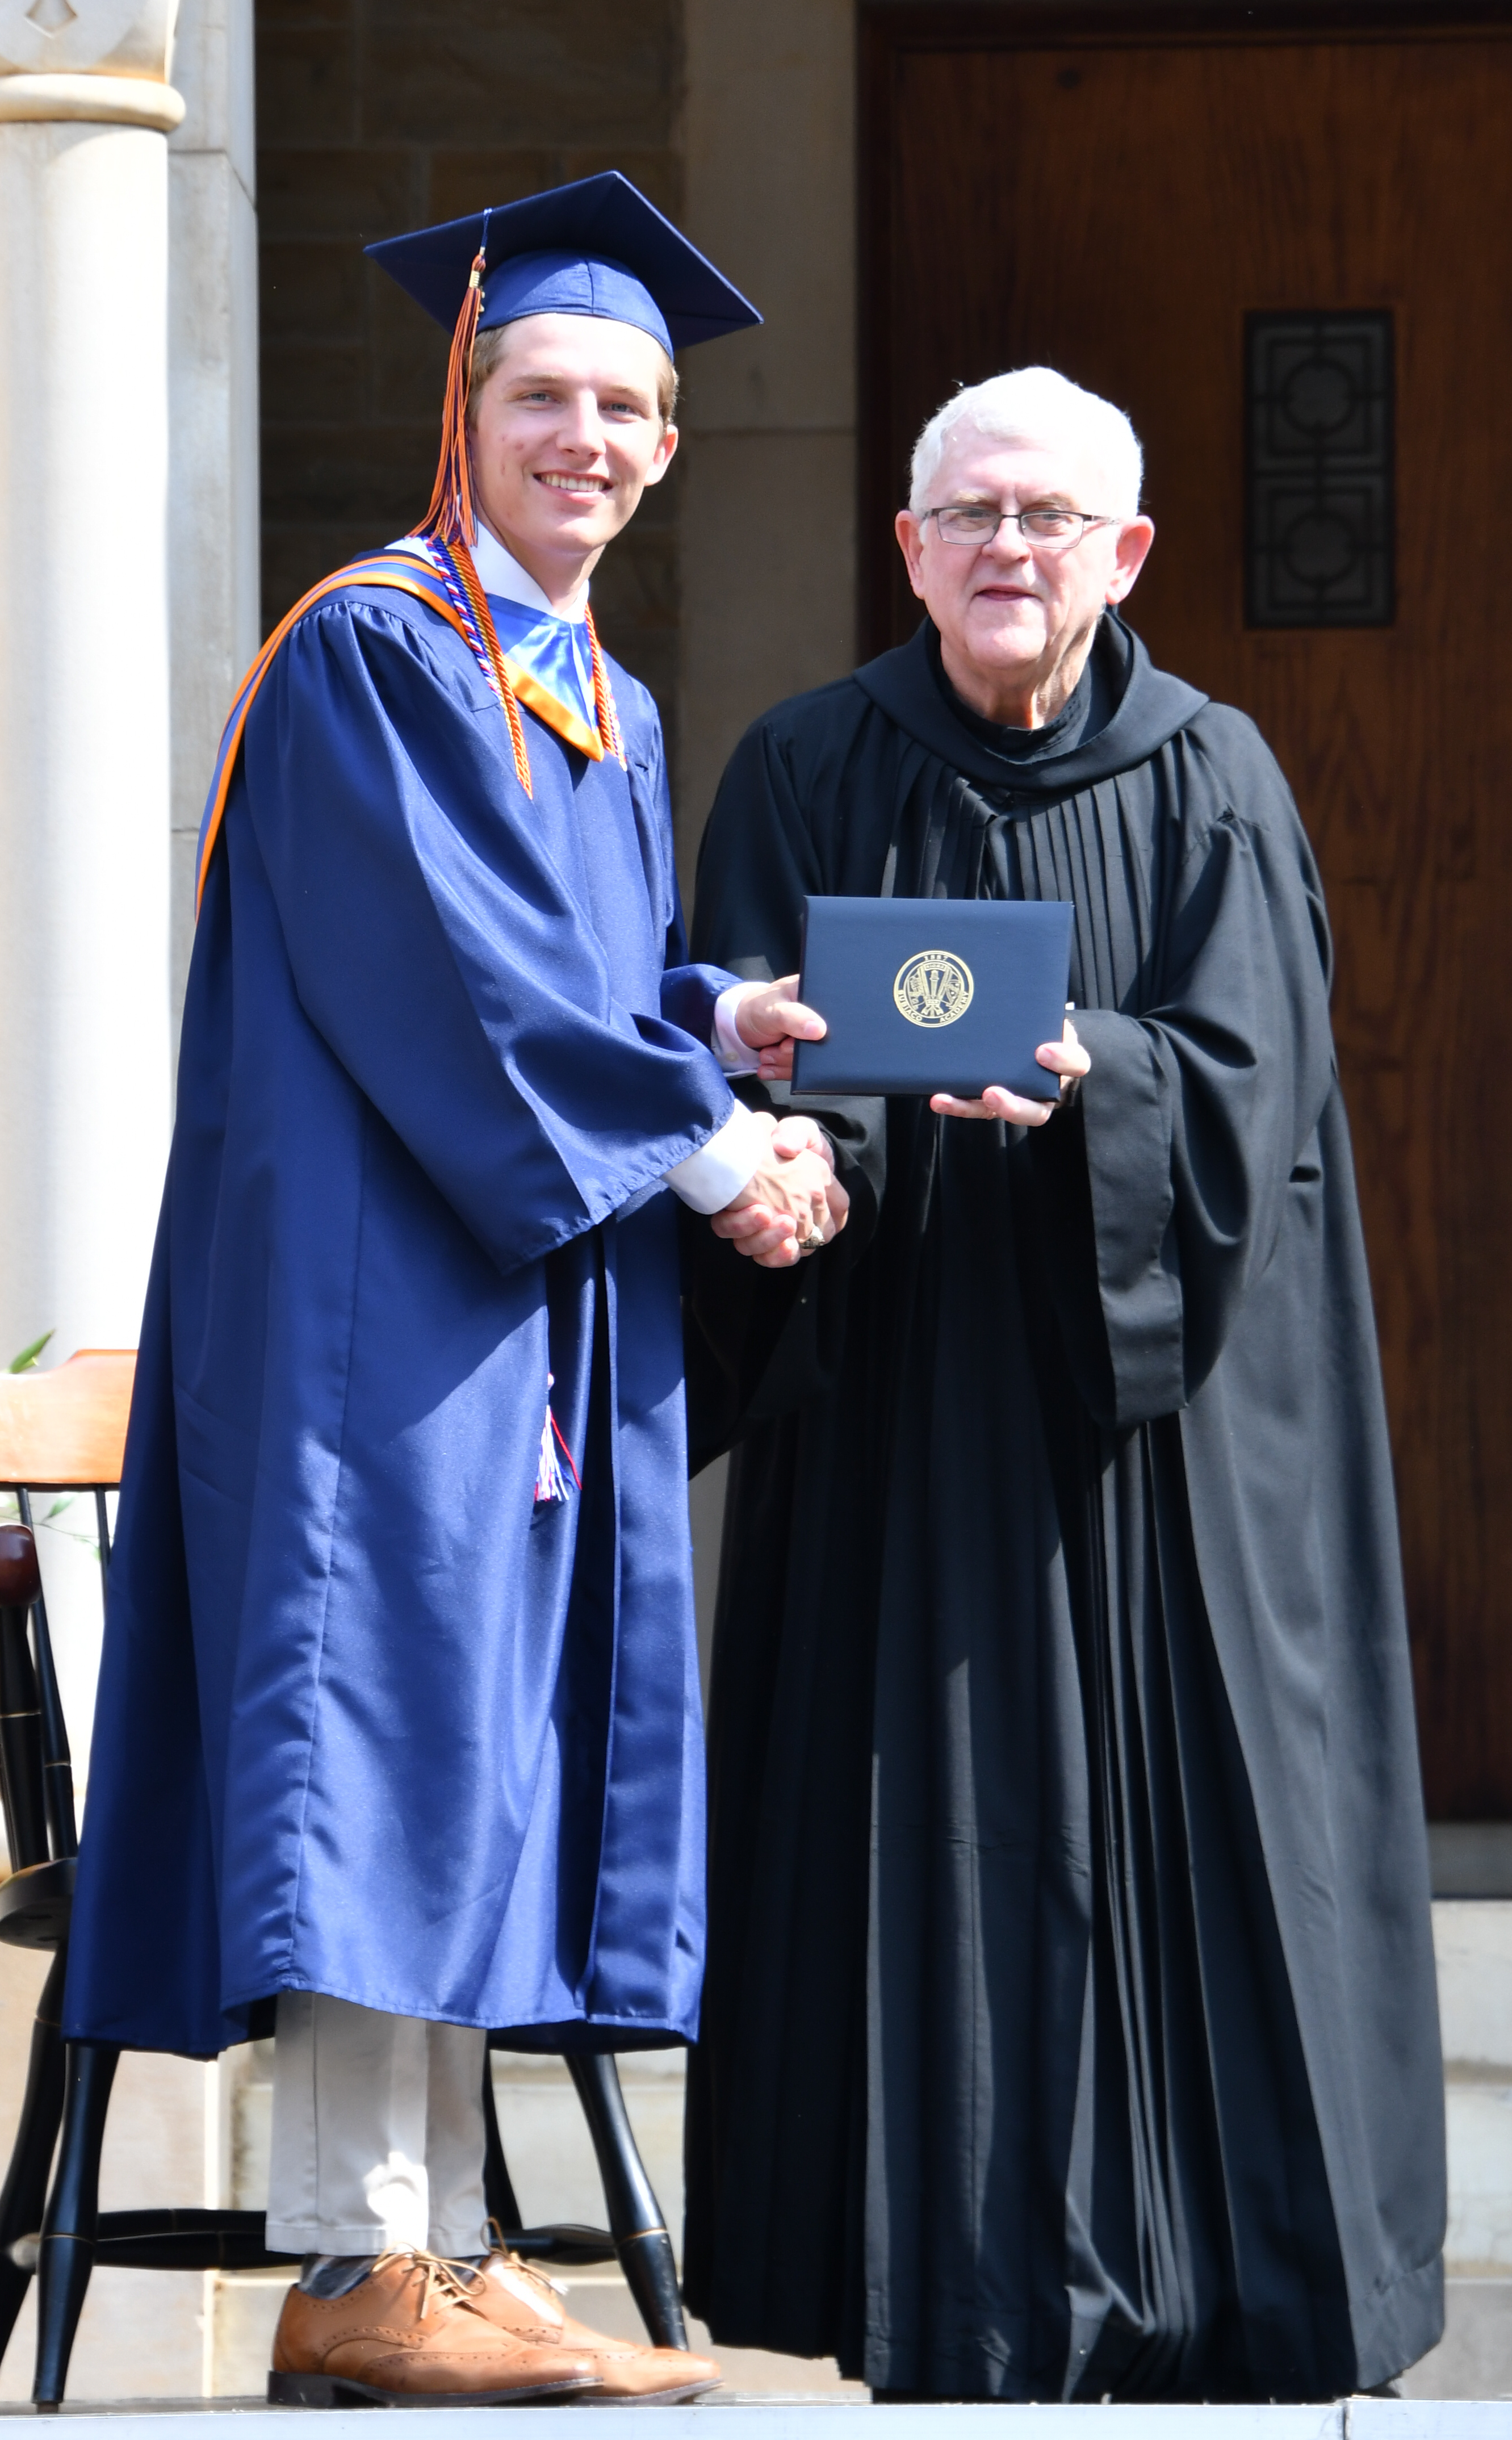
[442,536,534,793]
[585,608,627,768]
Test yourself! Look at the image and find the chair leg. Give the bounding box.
[0,1949,67,2367]
[566,2052,687,2351]
[480,2052,523,2233]
[33,2040,118,2410]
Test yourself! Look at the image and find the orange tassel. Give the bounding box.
[408,237,622,789]
[409,244,534,796]
[414,247,486,550]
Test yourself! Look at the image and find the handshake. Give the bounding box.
[707,974,844,1271]
[712,1109,849,1270]
[709,973,1091,1270]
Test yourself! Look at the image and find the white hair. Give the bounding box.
[908,366,1144,519]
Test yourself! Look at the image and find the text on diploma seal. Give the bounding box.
[893,951,974,1028]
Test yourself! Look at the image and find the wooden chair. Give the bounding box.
[481,2045,688,2354]
[0,1349,687,2408]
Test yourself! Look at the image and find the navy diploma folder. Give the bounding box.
[790,895,1074,1100]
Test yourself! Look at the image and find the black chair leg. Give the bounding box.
[0,1948,67,2367]
[33,2039,118,2409]
[567,2052,687,2351]
[480,2052,523,2233]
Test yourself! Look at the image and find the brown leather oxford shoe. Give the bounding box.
[268,2248,603,2406]
[467,2248,723,2404]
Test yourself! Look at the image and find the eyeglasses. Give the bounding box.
[922,504,1117,551]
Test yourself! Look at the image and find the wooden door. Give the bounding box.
[861,6,1512,1817]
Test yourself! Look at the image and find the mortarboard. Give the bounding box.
[366,171,761,359]
[366,171,761,563]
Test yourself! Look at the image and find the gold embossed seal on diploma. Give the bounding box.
[791,895,1071,1096]
[893,949,975,1028]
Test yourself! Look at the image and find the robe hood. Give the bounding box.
[852,610,1207,798]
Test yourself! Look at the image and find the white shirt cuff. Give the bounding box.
[663,1100,768,1215]
[712,983,759,1075]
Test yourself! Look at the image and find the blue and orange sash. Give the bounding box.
[194,539,626,916]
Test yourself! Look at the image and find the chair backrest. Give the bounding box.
[0,1525,48,1874]
[0,1350,136,1491]
[0,1350,136,1923]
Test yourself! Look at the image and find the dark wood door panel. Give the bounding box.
[861,18,1512,1812]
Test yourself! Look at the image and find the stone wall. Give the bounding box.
[254,0,684,756]
[677,0,856,880]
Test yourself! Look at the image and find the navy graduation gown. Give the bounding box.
[64,572,738,2058]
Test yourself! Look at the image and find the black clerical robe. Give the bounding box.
[680,613,1444,2403]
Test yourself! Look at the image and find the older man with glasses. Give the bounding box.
[680,366,1444,2404]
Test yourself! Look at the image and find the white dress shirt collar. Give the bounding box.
[469,522,589,627]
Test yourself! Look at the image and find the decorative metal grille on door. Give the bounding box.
[1245,311,1394,628]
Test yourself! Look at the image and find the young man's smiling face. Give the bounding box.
[467,312,677,609]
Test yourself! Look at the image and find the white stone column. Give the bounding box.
[0,2,182,1374]
[167,0,258,1020]
[0,19,262,2400]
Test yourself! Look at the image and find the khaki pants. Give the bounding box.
[266,1990,489,2257]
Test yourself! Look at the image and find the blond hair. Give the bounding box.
[467,321,678,429]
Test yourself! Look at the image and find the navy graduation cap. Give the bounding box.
[366,170,761,360]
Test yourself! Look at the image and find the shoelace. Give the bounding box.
[481,2218,568,2304]
[370,2247,488,2318]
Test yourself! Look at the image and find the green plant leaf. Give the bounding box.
[7,1331,53,1374]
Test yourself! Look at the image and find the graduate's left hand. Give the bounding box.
[732,976,827,1081]
[929,1020,1090,1125]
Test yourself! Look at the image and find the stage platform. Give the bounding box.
[0,2402,1506,2434]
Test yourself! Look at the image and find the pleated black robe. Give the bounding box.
[680,614,1444,2403]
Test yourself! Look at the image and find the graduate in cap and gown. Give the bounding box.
[682,366,1445,2402]
[62,174,845,2405]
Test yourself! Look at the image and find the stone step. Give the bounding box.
[0,2401,1509,2432]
